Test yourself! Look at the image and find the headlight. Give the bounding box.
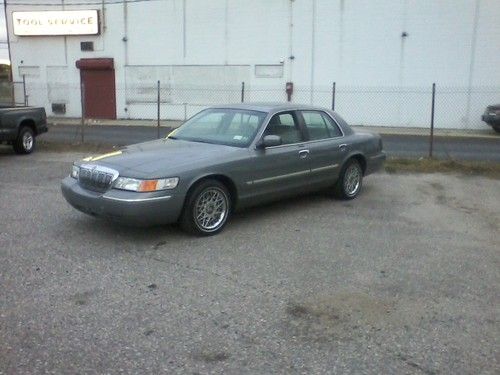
[71,165,80,179]
[114,177,179,192]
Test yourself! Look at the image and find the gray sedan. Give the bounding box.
[61,104,385,235]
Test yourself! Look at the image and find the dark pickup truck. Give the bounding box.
[0,106,48,153]
[482,104,500,134]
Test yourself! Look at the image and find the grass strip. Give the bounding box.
[385,158,500,179]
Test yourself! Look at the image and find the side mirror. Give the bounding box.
[257,135,282,149]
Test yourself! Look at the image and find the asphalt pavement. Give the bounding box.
[40,122,500,161]
[1,150,499,374]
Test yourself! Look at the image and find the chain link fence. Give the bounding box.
[2,79,498,158]
[8,80,499,130]
[125,83,245,121]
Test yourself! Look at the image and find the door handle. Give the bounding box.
[339,144,347,151]
[298,149,310,159]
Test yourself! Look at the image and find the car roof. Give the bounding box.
[210,102,332,113]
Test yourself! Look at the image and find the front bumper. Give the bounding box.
[61,176,185,226]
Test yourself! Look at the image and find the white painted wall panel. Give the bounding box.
[46,66,69,103]
[471,0,500,86]
[332,0,404,86]
[226,0,288,65]
[5,0,500,127]
[127,0,184,65]
[403,0,476,86]
[290,0,313,87]
[185,1,226,64]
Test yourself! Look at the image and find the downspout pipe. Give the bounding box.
[310,0,316,104]
[4,0,14,100]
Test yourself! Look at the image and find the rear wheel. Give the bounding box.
[13,126,35,154]
[180,179,231,236]
[492,125,500,134]
[333,158,363,199]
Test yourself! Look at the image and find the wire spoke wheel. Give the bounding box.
[344,164,361,196]
[333,158,363,200]
[194,187,229,232]
[180,179,232,236]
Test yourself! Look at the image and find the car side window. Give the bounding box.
[322,113,343,137]
[302,111,343,140]
[263,113,302,145]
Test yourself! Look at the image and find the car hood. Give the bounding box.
[81,138,242,178]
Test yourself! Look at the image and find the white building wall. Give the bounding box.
[5,0,500,129]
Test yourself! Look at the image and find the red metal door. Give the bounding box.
[76,58,116,120]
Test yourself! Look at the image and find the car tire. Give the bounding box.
[180,179,231,236]
[13,126,35,154]
[333,158,363,200]
[492,125,500,134]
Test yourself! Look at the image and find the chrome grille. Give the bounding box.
[78,165,118,193]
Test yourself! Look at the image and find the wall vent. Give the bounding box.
[81,41,94,51]
[52,103,66,114]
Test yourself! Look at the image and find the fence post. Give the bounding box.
[157,80,161,139]
[22,74,27,106]
[429,83,436,158]
[331,81,336,111]
[241,81,245,103]
[80,82,85,143]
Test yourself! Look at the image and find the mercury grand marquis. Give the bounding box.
[61,104,386,235]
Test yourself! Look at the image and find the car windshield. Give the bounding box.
[170,108,267,147]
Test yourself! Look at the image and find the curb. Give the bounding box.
[351,126,498,140]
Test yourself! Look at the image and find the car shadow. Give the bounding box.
[66,186,376,246]
[232,191,332,220]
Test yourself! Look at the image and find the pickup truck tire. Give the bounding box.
[13,126,35,154]
[493,125,500,134]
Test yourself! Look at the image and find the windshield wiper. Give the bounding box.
[168,136,217,145]
[190,139,217,145]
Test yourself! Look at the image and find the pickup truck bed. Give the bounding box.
[0,105,48,154]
